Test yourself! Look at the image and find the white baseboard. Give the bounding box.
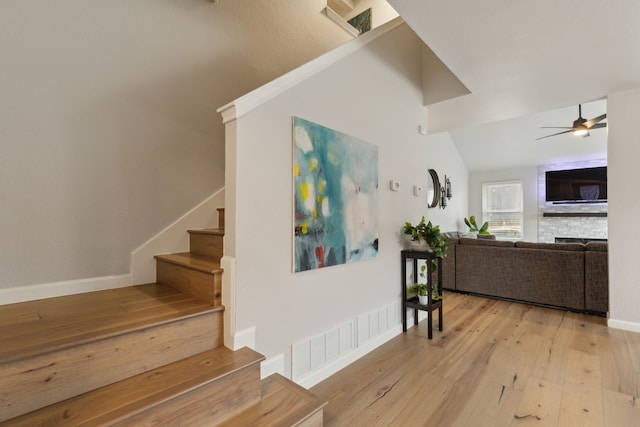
[261,353,285,379]
[0,274,132,305]
[608,318,640,333]
[229,326,256,351]
[295,324,402,389]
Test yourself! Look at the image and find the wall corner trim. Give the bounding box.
[261,353,286,379]
[322,7,360,38]
[216,16,405,124]
[231,326,257,351]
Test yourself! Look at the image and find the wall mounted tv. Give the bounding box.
[545,166,607,204]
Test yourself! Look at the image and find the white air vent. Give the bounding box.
[292,321,354,381]
[292,300,398,381]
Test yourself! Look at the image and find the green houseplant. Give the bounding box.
[404,217,448,303]
[403,216,449,258]
[464,215,490,235]
[406,264,442,303]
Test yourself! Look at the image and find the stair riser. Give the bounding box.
[189,233,223,260]
[114,363,261,426]
[156,261,221,306]
[217,207,225,230]
[0,311,222,422]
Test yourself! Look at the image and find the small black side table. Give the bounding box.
[401,249,443,339]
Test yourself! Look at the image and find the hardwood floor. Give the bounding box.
[311,292,640,426]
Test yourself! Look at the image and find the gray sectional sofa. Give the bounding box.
[440,236,609,315]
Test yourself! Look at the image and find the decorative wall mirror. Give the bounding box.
[427,169,441,208]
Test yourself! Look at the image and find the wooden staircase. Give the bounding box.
[0,208,326,426]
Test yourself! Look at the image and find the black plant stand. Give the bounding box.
[401,249,443,339]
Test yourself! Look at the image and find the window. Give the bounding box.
[482,181,523,239]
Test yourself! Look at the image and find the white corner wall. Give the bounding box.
[607,88,640,332]
[224,23,468,381]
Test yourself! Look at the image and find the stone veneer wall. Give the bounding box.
[537,159,608,243]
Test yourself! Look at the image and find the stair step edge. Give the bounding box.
[187,228,224,236]
[217,373,327,427]
[0,306,223,365]
[154,253,223,274]
[5,347,265,426]
[0,285,222,364]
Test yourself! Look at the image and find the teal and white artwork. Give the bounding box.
[293,117,378,272]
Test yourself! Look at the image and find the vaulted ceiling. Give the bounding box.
[388,0,640,171]
[389,0,640,132]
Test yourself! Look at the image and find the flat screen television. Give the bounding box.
[545,166,607,204]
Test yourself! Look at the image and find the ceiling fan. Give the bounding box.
[536,104,607,140]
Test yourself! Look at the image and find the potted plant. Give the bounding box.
[406,264,442,304]
[404,216,430,250]
[463,215,490,235]
[403,216,449,258]
[407,282,429,304]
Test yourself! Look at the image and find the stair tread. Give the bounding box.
[187,228,224,236]
[155,252,222,274]
[0,283,220,364]
[5,347,265,426]
[218,374,327,427]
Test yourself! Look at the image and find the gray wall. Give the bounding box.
[0,1,351,290]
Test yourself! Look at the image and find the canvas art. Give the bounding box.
[293,117,378,272]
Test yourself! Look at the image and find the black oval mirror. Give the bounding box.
[427,169,441,208]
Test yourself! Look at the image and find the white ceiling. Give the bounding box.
[388,0,640,171]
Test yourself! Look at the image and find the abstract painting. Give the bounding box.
[293,117,378,273]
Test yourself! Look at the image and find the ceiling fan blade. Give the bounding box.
[589,123,607,130]
[536,130,572,140]
[540,126,573,129]
[584,113,606,128]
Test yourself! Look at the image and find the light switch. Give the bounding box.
[390,180,401,191]
[414,185,423,196]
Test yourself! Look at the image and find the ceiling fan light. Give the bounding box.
[573,125,588,137]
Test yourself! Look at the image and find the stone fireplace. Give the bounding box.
[537,160,608,243]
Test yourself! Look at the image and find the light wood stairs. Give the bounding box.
[0,208,326,426]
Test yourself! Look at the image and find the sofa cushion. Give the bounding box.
[515,241,585,252]
[459,237,515,247]
[585,242,608,252]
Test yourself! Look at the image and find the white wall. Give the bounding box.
[607,88,640,332]
[468,166,539,241]
[425,132,469,231]
[225,23,468,379]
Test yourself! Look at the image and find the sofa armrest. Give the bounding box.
[585,245,608,313]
